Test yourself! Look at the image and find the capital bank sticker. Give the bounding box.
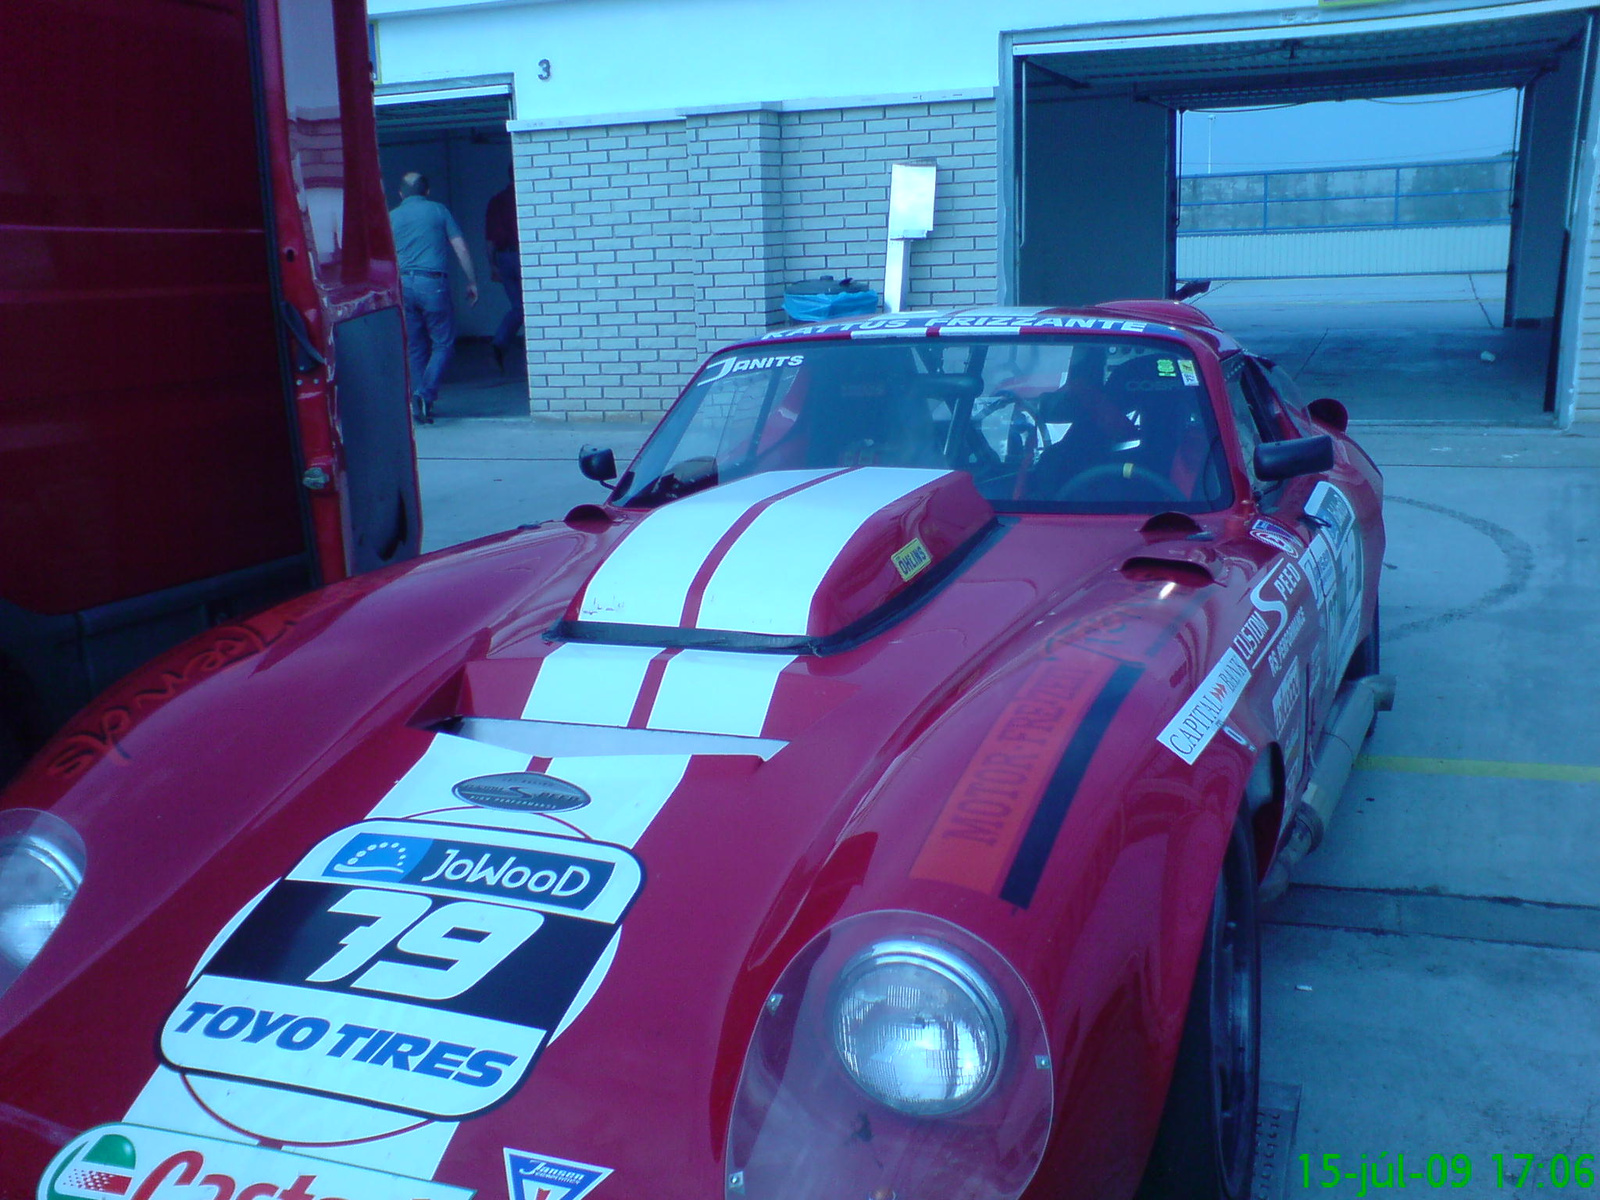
[504,1149,612,1200]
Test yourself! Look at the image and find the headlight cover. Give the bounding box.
[829,940,1006,1115]
[726,911,1052,1200]
[0,810,86,995]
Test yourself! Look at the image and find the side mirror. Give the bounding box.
[1254,435,1334,482]
[578,445,617,484]
[1307,397,1348,432]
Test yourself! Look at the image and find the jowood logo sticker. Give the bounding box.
[160,819,642,1119]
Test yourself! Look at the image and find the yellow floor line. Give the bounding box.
[1355,754,1600,783]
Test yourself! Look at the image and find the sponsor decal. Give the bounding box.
[695,353,804,384]
[1157,648,1253,766]
[1158,555,1309,764]
[912,653,1119,894]
[891,537,932,582]
[503,1150,612,1200]
[1178,359,1200,387]
[1272,662,1305,735]
[161,820,640,1118]
[40,1124,471,1200]
[46,1132,135,1200]
[453,772,591,813]
[1250,517,1303,557]
[1268,607,1308,677]
[1230,608,1272,665]
[1304,482,1365,681]
[756,314,1168,340]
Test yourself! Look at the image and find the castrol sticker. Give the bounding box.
[39,1124,472,1200]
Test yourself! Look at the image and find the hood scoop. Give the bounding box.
[553,467,999,654]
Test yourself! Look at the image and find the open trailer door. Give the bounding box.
[251,0,422,579]
[1016,81,1176,307]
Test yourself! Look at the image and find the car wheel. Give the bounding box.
[1343,600,1381,739]
[1136,816,1261,1200]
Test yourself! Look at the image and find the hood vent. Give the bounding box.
[551,468,1001,655]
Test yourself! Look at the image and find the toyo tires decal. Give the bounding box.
[108,642,796,1189]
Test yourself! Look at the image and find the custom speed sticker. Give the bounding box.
[161,819,642,1118]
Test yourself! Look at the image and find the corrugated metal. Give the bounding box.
[1176,223,1511,278]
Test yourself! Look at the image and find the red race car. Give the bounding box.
[0,303,1390,1200]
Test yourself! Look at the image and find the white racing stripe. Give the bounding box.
[522,643,663,725]
[697,467,950,635]
[576,470,834,626]
[648,650,796,737]
[118,611,798,1185]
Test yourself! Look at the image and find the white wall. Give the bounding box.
[1178,224,1513,279]
[370,0,1292,120]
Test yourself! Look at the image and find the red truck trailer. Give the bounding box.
[0,0,420,779]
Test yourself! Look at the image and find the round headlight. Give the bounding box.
[828,939,1007,1116]
[0,814,85,974]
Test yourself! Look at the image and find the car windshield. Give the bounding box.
[614,336,1233,513]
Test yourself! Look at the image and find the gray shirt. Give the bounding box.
[389,195,464,274]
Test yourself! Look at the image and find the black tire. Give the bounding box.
[1343,600,1382,740]
[1136,817,1261,1200]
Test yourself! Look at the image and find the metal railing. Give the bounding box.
[1177,157,1513,235]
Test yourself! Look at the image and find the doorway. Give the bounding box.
[1006,8,1595,425]
[377,80,526,418]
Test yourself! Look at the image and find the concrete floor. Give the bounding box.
[414,416,1600,1182]
[1197,275,1555,426]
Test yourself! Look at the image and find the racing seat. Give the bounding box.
[1033,355,1211,505]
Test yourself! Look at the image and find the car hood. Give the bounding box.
[0,468,1235,1197]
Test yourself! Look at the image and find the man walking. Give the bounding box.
[390,172,477,424]
[485,165,524,372]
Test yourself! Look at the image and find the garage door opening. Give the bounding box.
[1176,89,1546,424]
[377,80,526,418]
[1006,8,1595,426]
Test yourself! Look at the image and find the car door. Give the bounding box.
[1234,357,1381,796]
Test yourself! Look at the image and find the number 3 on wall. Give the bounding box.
[307,889,543,1001]
[538,59,552,80]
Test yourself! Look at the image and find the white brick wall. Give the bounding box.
[511,96,998,420]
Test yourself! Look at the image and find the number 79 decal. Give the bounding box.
[160,820,643,1119]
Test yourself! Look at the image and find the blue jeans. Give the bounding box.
[492,248,524,350]
[402,273,455,406]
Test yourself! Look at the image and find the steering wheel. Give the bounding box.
[1053,461,1188,504]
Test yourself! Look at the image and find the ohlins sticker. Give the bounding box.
[40,1124,472,1200]
[160,819,641,1119]
[892,537,931,581]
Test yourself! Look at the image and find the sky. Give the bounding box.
[1177,88,1519,176]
